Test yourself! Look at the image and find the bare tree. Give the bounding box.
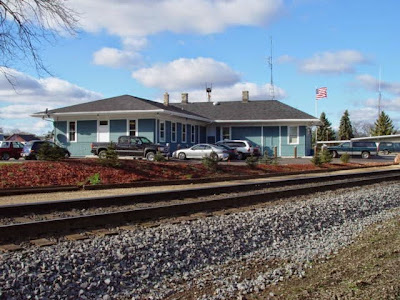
[0,0,78,81]
[352,120,374,137]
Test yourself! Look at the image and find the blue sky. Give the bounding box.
[1,0,399,135]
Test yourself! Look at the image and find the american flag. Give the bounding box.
[316,87,327,99]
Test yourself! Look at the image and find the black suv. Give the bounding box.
[21,140,71,160]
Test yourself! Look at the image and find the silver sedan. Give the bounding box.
[173,144,229,161]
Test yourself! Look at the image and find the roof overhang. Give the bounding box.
[31,109,212,123]
[214,119,322,126]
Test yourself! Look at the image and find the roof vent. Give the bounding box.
[213,101,220,106]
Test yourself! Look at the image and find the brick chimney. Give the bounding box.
[242,90,249,103]
[163,92,169,106]
[181,93,188,104]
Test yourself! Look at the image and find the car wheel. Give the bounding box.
[178,152,186,160]
[361,151,370,159]
[331,151,338,158]
[2,152,10,160]
[98,150,107,159]
[64,152,71,158]
[210,152,218,161]
[237,152,244,160]
[146,151,155,161]
[383,149,389,155]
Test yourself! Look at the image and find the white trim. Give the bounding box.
[68,121,77,142]
[171,122,177,143]
[261,126,264,152]
[127,119,138,137]
[279,126,282,156]
[159,120,166,142]
[191,124,195,143]
[288,126,299,145]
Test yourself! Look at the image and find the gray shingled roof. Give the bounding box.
[45,95,205,119]
[42,95,317,122]
[170,100,316,121]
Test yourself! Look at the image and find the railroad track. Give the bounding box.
[1,168,400,244]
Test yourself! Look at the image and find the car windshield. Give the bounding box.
[138,137,151,144]
[214,144,231,150]
[0,142,10,148]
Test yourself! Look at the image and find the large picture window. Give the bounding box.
[288,126,299,144]
[182,124,187,143]
[129,120,136,136]
[171,122,177,142]
[68,121,76,142]
[159,121,165,142]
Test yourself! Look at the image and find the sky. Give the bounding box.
[1,0,399,136]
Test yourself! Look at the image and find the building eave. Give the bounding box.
[214,119,322,125]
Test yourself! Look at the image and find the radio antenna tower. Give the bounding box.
[268,36,275,100]
[378,66,382,117]
[206,83,212,102]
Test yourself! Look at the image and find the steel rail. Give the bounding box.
[1,168,400,218]
[0,170,399,243]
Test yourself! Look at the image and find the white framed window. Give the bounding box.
[191,125,195,143]
[222,126,230,140]
[159,120,165,142]
[68,121,77,142]
[181,123,187,143]
[128,120,136,136]
[171,122,177,142]
[288,126,299,144]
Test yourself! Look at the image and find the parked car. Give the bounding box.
[216,139,260,160]
[0,141,24,160]
[21,140,71,160]
[327,141,377,159]
[377,142,400,155]
[173,144,229,161]
[91,136,169,161]
[213,143,237,159]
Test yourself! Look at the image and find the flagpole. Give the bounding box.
[315,87,318,147]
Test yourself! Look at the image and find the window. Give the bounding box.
[129,120,136,137]
[191,125,195,143]
[69,121,76,142]
[182,124,187,143]
[171,122,177,142]
[159,121,165,142]
[99,120,108,126]
[288,126,298,144]
[222,127,230,140]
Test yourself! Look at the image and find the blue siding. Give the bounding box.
[54,121,68,146]
[280,126,306,157]
[69,120,97,157]
[139,119,155,142]
[216,127,221,141]
[200,126,206,143]
[166,121,171,143]
[231,127,262,148]
[110,120,126,142]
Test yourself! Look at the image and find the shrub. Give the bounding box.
[99,144,120,167]
[245,155,259,169]
[202,154,218,172]
[88,173,101,185]
[37,142,65,161]
[311,152,323,166]
[259,151,279,165]
[154,151,166,162]
[320,148,333,164]
[340,152,350,163]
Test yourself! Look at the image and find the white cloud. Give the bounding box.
[132,57,241,90]
[356,74,400,96]
[277,54,295,64]
[0,68,102,107]
[157,82,286,103]
[0,68,102,134]
[93,47,144,69]
[299,50,369,74]
[71,0,283,37]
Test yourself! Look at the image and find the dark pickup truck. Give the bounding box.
[327,141,377,159]
[91,136,169,161]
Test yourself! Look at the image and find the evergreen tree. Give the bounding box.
[338,110,354,140]
[316,112,336,142]
[371,111,396,136]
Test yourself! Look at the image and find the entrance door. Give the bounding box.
[98,120,109,142]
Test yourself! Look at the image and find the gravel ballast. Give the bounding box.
[1,182,400,299]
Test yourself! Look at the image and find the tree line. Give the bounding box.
[315,110,397,142]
